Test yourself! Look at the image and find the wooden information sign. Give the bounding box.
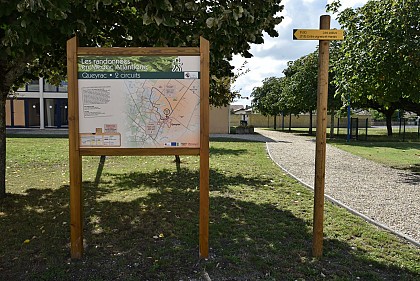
[67,36,210,259]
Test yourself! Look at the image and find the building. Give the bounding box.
[6,78,68,128]
[231,105,253,126]
[6,78,230,133]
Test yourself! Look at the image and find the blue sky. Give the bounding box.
[231,0,368,105]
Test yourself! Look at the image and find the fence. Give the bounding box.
[230,113,371,129]
[231,113,420,141]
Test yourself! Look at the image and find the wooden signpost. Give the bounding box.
[293,15,343,257]
[66,36,210,259]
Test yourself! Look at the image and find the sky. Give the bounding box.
[231,0,369,106]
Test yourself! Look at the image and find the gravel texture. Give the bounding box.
[212,129,420,246]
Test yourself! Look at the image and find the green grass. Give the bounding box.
[269,127,420,173]
[330,141,420,173]
[274,126,420,142]
[1,136,419,280]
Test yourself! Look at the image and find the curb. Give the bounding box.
[265,142,420,248]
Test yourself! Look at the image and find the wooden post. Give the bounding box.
[67,36,84,259]
[199,37,210,258]
[94,156,106,187]
[312,15,330,257]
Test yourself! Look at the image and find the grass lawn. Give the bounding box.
[272,127,420,174]
[330,140,420,174]
[1,136,419,280]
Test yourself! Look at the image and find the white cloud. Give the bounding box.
[331,0,368,9]
[231,0,369,106]
[231,57,288,104]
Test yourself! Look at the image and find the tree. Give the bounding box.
[282,49,342,135]
[328,0,420,135]
[282,53,318,134]
[251,77,284,129]
[0,0,284,197]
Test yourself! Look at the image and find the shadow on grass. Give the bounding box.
[1,168,419,280]
[209,147,249,156]
[6,129,68,139]
[328,139,420,150]
[396,164,420,184]
[397,163,420,176]
[107,168,273,193]
[211,133,277,143]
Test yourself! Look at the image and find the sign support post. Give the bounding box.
[294,15,343,257]
[312,15,330,257]
[199,37,210,258]
[67,36,84,259]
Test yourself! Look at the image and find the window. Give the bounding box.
[44,81,58,92]
[16,86,26,92]
[58,81,68,92]
[27,80,40,92]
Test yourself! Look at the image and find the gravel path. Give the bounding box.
[212,129,420,246]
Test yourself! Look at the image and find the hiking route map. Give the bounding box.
[123,78,200,148]
[77,55,201,148]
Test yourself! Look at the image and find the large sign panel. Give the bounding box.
[77,56,200,148]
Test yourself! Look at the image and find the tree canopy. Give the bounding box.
[328,0,420,135]
[280,49,342,134]
[282,52,319,116]
[251,76,285,129]
[251,77,283,115]
[1,0,284,104]
[0,0,284,197]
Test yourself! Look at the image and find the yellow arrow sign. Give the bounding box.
[293,29,344,40]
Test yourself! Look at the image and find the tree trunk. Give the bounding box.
[0,93,6,198]
[281,112,285,131]
[309,110,313,135]
[273,115,277,130]
[329,109,335,138]
[385,112,393,136]
[174,155,181,173]
[288,114,292,132]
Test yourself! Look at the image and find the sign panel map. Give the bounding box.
[77,56,200,148]
[124,78,200,147]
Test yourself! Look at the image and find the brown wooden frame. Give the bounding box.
[66,36,210,259]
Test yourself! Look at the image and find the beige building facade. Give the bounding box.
[230,112,371,128]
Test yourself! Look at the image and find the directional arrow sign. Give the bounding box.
[293,29,344,40]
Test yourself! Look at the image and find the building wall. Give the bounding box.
[231,113,371,128]
[6,100,11,126]
[209,106,229,134]
[229,114,242,127]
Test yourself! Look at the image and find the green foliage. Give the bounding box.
[251,76,283,117]
[282,52,319,115]
[369,109,386,121]
[211,61,250,107]
[331,0,420,116]
[253,49,342,120]
[0,0,284,105]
